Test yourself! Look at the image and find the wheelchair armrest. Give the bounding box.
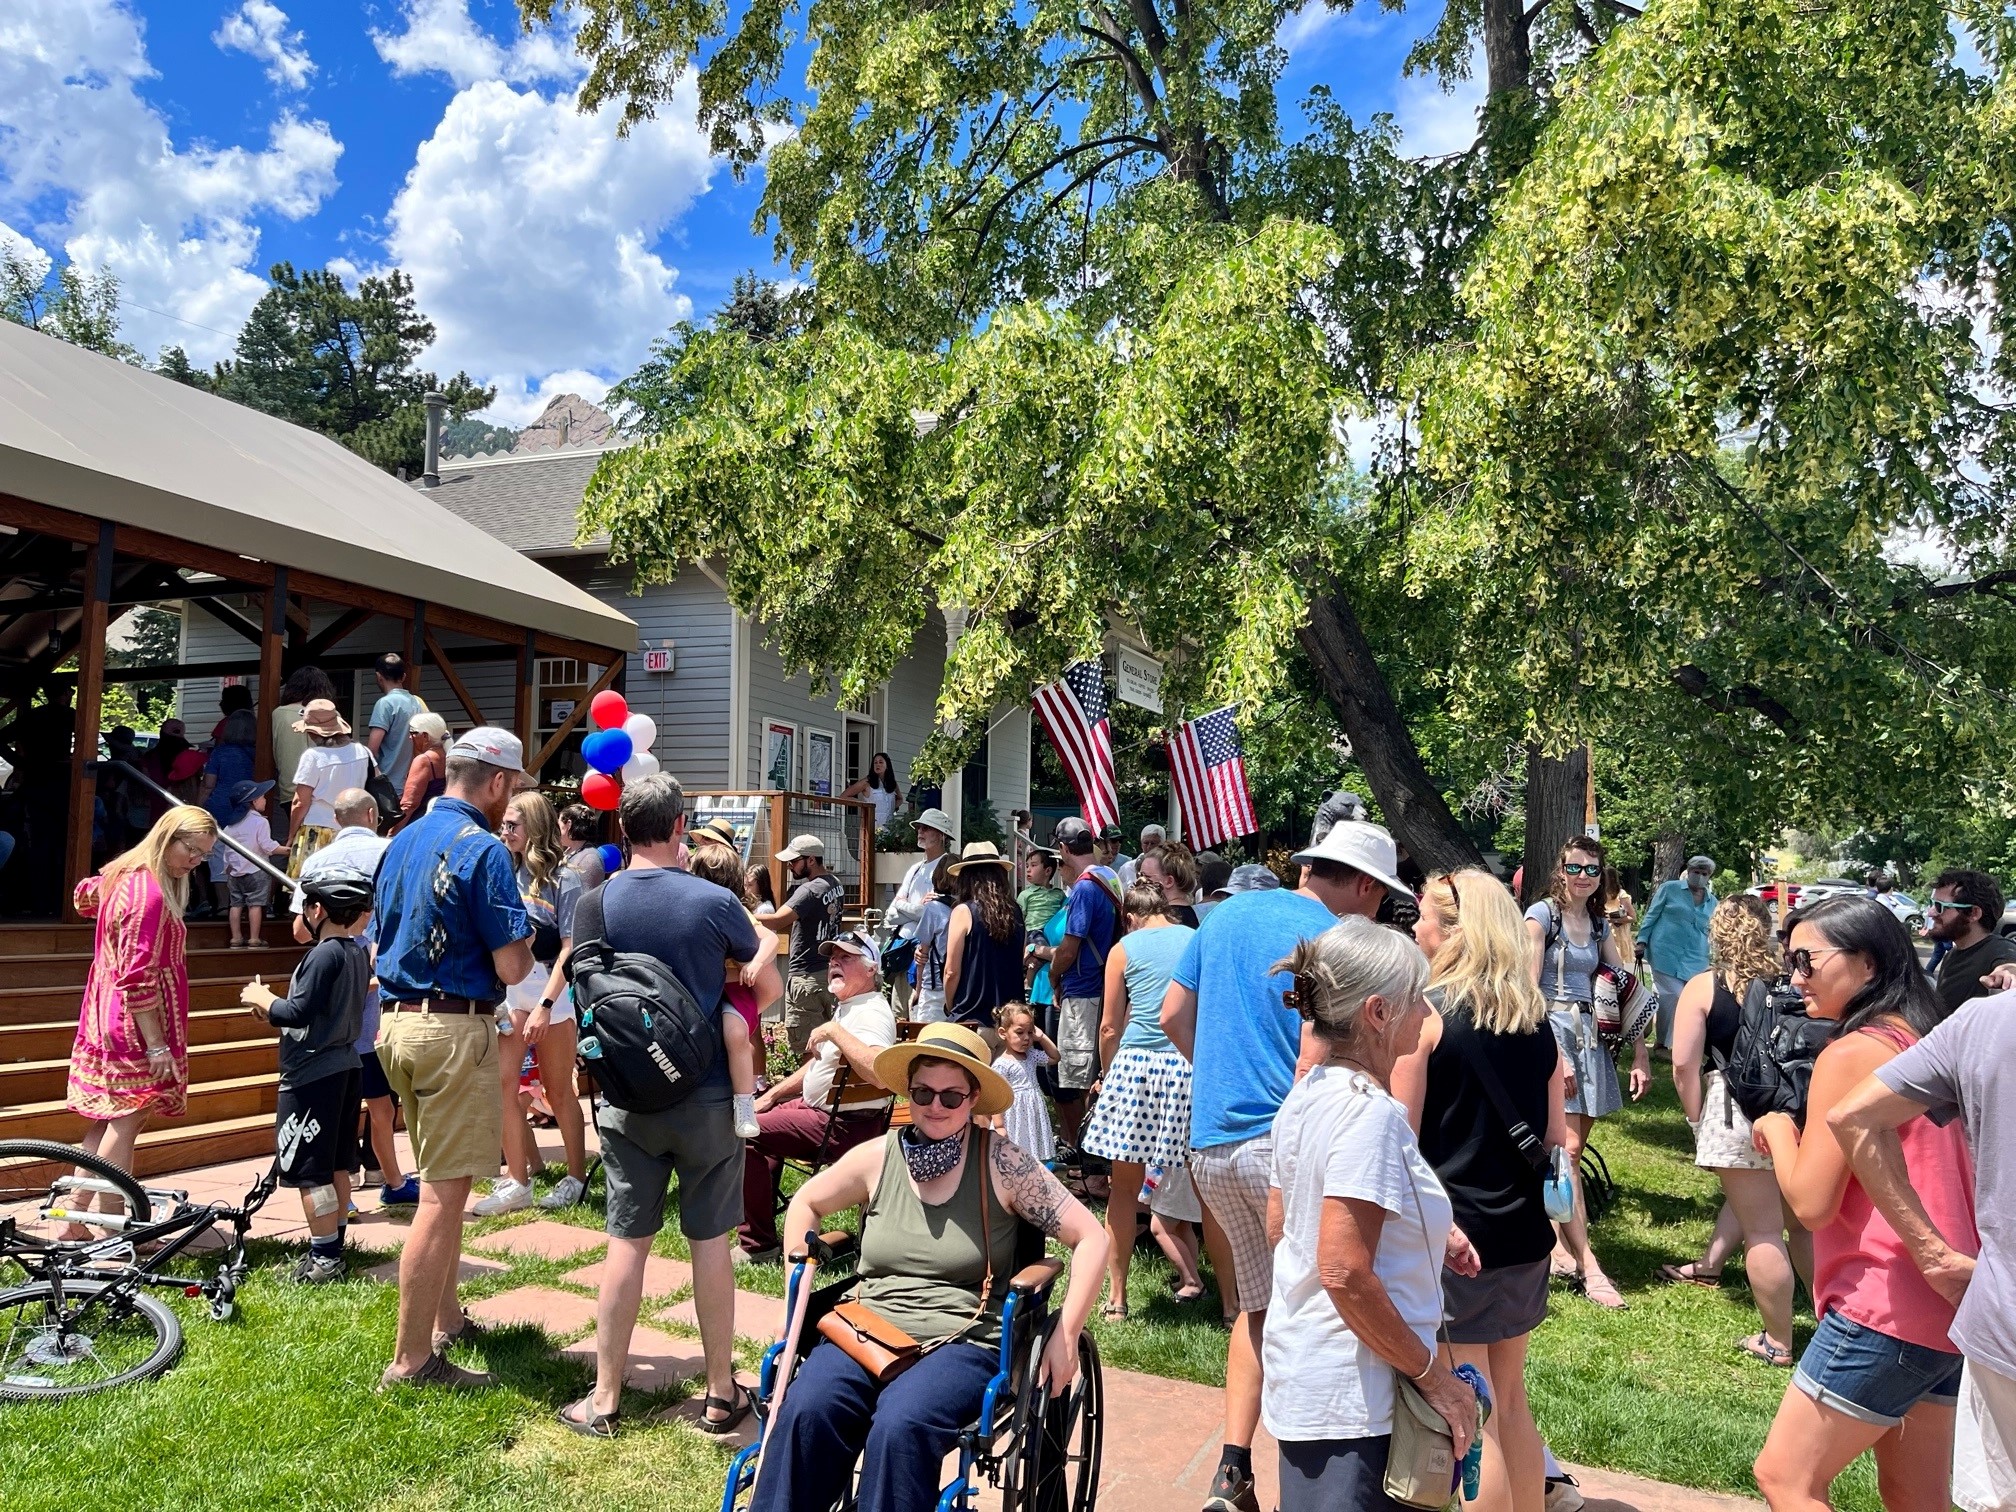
[787,1230,858,1265]
[1008,1258,1064,1294]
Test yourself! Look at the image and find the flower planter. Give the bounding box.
[875,851,922,887]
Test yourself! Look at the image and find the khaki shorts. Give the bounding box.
[1057,995,1102,1092]
[375,1009,500,1183]
[783,974,835,1056]
[1191,1132,1276,1314]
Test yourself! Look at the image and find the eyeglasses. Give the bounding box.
[1562,863,1602,877]
[1926,899,1975,914]
[172,837,214,860]
[498,818,524,832]
[1789,946,1850,977]
[908,1085,974,1110]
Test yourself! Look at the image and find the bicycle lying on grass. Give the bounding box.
[0,1137,277,1399]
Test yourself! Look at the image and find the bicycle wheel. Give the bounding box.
[0,1139,153,1245]
[0,1278,182,1399]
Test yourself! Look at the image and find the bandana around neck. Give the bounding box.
[899,1124,966,1183]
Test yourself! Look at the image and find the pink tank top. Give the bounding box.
[1815,1024,1979,1354]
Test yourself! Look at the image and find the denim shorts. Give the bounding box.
[1794,1309,1964,1428]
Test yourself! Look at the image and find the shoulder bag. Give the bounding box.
[817,1129,997,1384]
[1437,993,1575,1223]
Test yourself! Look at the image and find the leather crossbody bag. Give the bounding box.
[817,1130,997,1384]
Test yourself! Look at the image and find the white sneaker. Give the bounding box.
[471,1178,533,1217]
[538,1175,587,1210]
[733,1093,760,1140]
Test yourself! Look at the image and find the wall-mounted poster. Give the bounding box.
[690,796,763,864]
[805,727,836,797]
[763,720,798,791]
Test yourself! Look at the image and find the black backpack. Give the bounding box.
[1713,977,1836,1127]
[564,883,718,1112]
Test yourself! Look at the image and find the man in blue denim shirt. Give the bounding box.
[373,727,534,1392]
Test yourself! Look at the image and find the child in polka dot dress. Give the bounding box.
[990,1003,1058,1163]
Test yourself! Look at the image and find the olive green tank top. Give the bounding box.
[854,1129,1020,1350]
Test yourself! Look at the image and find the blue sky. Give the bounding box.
[0,0,1479,427]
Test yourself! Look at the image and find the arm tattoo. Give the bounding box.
[992,1134,1069,1238]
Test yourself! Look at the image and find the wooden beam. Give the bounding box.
[111,523,261,581]
[301,605,373,660]
[0,492,102,545]
[422,627,486,726]
[285,594,312,642]
[287,568,416,623]
[535,629,637,663]
[66,521,114,916]
[190,596,265,645]
[22,641,520,688]
[515,629,537,760]
[256,567,286,782]
[427,601,526,647]
[529,658,620,773]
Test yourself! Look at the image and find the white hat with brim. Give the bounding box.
[914,807,954,838]
[946,840,1011,877]
[873,1023,1014,1118]
[1290,820,1415,900]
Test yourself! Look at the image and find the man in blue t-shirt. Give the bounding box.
[1046,816,1120,1152]
[1163,820,1412,1512]
[365,652,428,795]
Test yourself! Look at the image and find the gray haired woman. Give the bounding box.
[1263,915,1481,1511]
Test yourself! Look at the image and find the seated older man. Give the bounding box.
[738,931,898,1261]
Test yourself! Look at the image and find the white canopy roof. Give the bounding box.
[0,321,635,651]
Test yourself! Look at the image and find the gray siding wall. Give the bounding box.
[748,610,949,794]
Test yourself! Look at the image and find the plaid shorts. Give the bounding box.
[1190,1132,1276,1314]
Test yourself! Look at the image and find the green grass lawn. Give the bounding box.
[1,1077,1886,1509]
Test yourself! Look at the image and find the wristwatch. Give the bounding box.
[539,996,555,1010]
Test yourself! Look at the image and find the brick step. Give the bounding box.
[0,1005,276,1062]
[0,976,270,1028]
[0,920,290,956]
[0,945,301,990]
[0,1072,278,1146]
[0,1037,277,1106]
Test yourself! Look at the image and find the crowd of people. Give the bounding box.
[48,699,2016,1512]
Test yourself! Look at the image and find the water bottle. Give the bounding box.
[578,1035,603,1061]
[1452,1362,1493,1500]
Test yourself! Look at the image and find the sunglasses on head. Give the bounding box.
[908,1084,975,1110]
[1562,862,1602,877]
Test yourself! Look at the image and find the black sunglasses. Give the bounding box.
[1788,946,1849,977]
[1562,862,1602,877]
[908,1084,975,1110]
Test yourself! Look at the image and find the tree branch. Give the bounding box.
[1900,568,2016,605]
[1079,14,1164,124]
[970,135,1165,254]
[1670,665,1803,738]
[1589,0,1642,14]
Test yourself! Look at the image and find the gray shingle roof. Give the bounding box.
[416,443,626,555]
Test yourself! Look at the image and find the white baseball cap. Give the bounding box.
[1290,819,1414,900]
[448,726,527,775]
[775,833,826,862]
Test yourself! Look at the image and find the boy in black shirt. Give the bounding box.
[243,867,375,1283]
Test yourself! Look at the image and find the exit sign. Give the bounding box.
[643,646,675,674]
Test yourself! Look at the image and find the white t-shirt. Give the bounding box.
[221,812,276,878]
[1261,1065,1453,1443]
[886,853,941,936]
[803,989,898,1111]
[292,742,373,830]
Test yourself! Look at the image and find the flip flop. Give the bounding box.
[1737,1332,1794,1368]
[1582,1274,1629,1310]
[1172,1284,1207,1304]
[558,1395,620,1438]
[1659,1262,1723,1289]
[698,1381,755,1437]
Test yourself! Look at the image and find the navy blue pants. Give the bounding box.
[750,1338,997,1512]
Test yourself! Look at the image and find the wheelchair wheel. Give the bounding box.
[1002,1326,1101,1512]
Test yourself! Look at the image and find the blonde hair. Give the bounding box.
[994,1001,1037,1032]
[1711,893,1780,995]
[507,790,564,895]
[1419,870,1547,1035]
[101,805,217,918]
[1148,841,1199,897]
[1275,915,1428,1047]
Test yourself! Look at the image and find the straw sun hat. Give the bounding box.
[945,840,1011,877]
[872,1023,1014,1118]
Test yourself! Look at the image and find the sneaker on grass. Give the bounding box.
[292,1252,347,1285]
[538,1174,587,1209]
[379,1178,420,1206]
[471,1178,532,1217]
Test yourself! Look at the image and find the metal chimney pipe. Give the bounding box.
[421,392,448,487]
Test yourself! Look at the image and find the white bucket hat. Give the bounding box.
[1289,819,1414,900]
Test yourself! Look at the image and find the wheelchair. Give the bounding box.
[720,1223,1103,1512]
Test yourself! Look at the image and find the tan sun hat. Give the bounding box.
[872,1023,1014,1118]
[945,840,1011,877]
[291,699,351,738]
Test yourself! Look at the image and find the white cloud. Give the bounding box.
[371,0,580,90]
[1277,1,1395,58]
[480,369,613,429]
[213,1,314,91]
[1393,51,1485,158]
[0,0,340,362]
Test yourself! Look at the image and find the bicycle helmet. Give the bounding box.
[299,864,375,914]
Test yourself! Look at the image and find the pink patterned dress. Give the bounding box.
[65,869,191,1121]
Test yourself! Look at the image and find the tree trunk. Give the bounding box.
[1520,742,1588,906]
[1651,830,1686,884]
[1483,0,1533,97]
[1297,592,1483,874]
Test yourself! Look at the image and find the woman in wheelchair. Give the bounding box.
[752,1022,1109,1512]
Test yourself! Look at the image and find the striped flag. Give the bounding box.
[1033,660,1118,831]
[1168,705,1259,848]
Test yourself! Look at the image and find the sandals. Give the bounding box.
[698,1381,755,1438]
[1738,1332,1794,1368]
[1659,1262,1723,1289]
[1581,1273,1629,1310]
[558,1394,620,1438]
[1100,1302,1129,1321]
[1172,1283,1207,1305]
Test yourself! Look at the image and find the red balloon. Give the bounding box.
[582,772,622,811]
[590,689,630,730]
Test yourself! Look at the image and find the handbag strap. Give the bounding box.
[1438,992,1550,1176]
[1331,1070,1452,1368]
[862,1126,999,1358]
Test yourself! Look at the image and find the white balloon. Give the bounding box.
[623,712,658,753]
[621,751,661,783]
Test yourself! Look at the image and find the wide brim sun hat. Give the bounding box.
[872,1023,1015,1118]
[946,840,1012,877]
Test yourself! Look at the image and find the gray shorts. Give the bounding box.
[1057,995,1102,1091]
[227,872,273,910]
[597,1093,744,1242]
[1441,1259,1550,1345]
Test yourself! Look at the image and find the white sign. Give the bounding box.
[643,646,674,674]
[1113,647,1163,713]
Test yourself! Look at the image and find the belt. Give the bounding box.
[385,996,495,1016]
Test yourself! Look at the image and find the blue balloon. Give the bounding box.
[598,843,624,875]
[583,728,634,774]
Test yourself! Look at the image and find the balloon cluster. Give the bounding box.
[579,689,659,812]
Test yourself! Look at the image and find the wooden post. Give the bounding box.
[65,521,115,915]
[408,600,426,698]
[255,565,286,781]
[768,791,789,908]
[515,629,537,758]
[858,800,873,911]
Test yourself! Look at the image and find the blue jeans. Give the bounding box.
[750,1338,996,1512]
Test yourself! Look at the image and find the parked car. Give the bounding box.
[2002,900,2016,939]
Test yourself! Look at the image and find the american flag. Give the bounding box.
[1032,660,1118,831]
[1168,705,1258,848]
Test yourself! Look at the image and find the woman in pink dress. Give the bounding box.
[62,804,218,1232]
